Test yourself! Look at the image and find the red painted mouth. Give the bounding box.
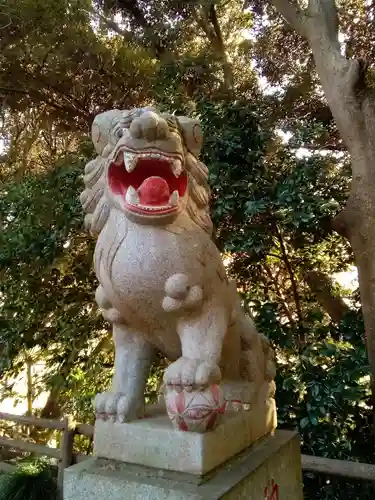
[108,153,188,215]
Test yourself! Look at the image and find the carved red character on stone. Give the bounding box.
[264,479,279,500]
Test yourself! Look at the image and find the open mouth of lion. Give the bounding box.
[108,149,188,216]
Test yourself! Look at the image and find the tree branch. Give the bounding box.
[0,86,88,120]
[116,0,148,28]
[208,3,233,89]
[272,0,365,146]
[295,142,346,152]
[0,12,12,30]
[263,263,296,326]
[307,0,339,46]
[208,3,224,47]
[83,4,166,57]
[271,0,307,36]
[97,14,130,38]
[275,226,306,345]
[192,3,233,90]
[332,206,350,239]
[81,7,133,40]
[192,6,216,45]
[112,0,166,57]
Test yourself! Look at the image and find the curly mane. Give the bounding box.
[185,153,213,235]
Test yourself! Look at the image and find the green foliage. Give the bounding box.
[0,147,97,359]
[303,474,375,500]
[256,303,373,500]
[0,142,111,422]
[0,140,164,426]
[199,100,351,263]
[1,101,369,499]
[0,460,57,500]
[199,99,270,250]
[0,0,157,130]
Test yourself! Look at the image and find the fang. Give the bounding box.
[124,152,137,172]
[169,190,179,206]
[114,151,123,166]
[171,159,182,178]
[125,186,140,205]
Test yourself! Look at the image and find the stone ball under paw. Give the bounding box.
[164,384,226,433]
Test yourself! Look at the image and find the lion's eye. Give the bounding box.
[110,126,127,145]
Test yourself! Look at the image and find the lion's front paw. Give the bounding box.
[162,274,203,313]
[94,392,144,423]
[164,357,221,391]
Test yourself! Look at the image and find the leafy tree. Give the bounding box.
[257,0,375,411]
[198,99,373,499]
[0,141,109,422]
[0,0,158,153]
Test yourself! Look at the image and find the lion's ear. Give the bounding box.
[91,110,123,155]
[177,116,203,157]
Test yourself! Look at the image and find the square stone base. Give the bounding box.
[64,430,303,500]
[94,399,276,475]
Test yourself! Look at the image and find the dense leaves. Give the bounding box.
[0,143,108,419]
[0,0,156,130]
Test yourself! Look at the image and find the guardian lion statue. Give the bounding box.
[80,107,276,424]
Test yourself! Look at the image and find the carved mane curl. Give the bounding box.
[185,153,213,235]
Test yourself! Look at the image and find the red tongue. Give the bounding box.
[137,176,170,206]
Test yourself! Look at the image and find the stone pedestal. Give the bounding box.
[93,401,276,475]
[64,403,303,499]
[64,430,303,499]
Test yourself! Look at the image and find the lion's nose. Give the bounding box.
[129,111,169,141]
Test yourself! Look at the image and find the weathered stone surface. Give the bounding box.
[64,430,303,500]
[80,107,276,431]
[222,431,303,499]
[94,401,276,475]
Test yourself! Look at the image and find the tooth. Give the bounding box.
[169,190,179,206]
[114,151,123,166]
[124,152,137,172]
[171,159,182,177]
[125,186,140,205]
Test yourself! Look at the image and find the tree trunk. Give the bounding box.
[309,53,375,385]
[303,270,350,324]
[344,177,375,374]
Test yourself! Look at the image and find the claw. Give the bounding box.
[93,392,143,423]
[164,357,221,391]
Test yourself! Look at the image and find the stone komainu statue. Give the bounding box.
[80,107,276,424]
